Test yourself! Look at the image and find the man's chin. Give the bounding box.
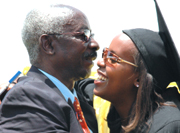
[76,69,91,81]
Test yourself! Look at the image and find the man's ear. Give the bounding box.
[39,34,55,55]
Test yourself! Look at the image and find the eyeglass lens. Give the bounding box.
[102,49,118,64]
[84,29,91,42]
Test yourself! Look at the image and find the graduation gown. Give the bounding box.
[107,105,180,133]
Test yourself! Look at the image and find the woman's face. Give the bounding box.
[94,33,139,104]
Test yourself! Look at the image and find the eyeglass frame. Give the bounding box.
[102,47,138,67]
[48,29,94,43]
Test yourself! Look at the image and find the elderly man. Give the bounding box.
[0,4,99,133]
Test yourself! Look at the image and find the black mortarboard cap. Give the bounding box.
[122,0,180,93]
[154,0,180,90]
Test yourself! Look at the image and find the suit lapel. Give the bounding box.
[67,98,75,113]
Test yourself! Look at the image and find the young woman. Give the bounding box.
[93,29,180,133]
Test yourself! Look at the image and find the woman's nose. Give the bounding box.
[97,58,105,68]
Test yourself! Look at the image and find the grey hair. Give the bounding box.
[21,5,75,65]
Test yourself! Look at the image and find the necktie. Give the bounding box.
[73,97,90,133]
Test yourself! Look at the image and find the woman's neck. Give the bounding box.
[112,99,135,126]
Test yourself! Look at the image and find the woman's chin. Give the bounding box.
[93,88,99,96]
[93,79,109,98]
[93,87,104,98]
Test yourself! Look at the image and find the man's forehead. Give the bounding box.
[63,11,91,32]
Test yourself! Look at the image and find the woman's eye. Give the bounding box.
[108,58,117,64]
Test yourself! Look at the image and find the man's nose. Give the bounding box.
[88,38,100,51]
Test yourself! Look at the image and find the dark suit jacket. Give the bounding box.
[0,66,98,133]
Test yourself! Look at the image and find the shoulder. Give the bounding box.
[0,75,79,132]
[149,106,180,133]
[4,76,56,101]
[0,75,68,113]
[154,105,180,120]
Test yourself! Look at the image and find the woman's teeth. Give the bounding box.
[97,75,107,81]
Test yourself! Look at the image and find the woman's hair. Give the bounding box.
[122,50,175,132]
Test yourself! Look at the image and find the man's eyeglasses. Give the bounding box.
[102,48,138,67]
[48,29,94,43]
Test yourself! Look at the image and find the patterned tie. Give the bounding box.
[73,97,90,133]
